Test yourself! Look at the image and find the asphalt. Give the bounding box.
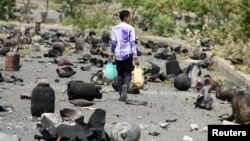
[0,21,247,141]
[0,51,227,141]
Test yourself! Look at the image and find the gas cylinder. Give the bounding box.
[67,80,102,101]
[31,78,55,119]
[165,59,181,76]
[5,51,20,71]
[35,22,41,35]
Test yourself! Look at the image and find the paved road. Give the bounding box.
[0,2,244,141]
[0,47,229,141]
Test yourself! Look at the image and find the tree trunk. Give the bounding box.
[22,0,31,21]
[131,7,138,26]
[8,1,11,21]
[46,0,49,13]
[43,0,49,22]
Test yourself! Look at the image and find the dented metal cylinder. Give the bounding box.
[31,81,55,117]
[67,80,102,101]
[5,51,20,71]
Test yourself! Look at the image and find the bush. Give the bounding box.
[151,15,175,37]
[40,12,48,23]
[62,8,115,30]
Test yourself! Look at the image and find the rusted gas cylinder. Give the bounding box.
[5,51,20,71]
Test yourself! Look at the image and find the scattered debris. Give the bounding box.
[69,99,95,107]
[222,120,239,125]
[139,123,150,130]
[81,107,97,110]
[60,108,83,122]
[137,116,143,119]
[41,113,59,125]
[220,100,229,104]
[166,118,177,122]
[190,123,199,132]
[54,79,60,83]
[148,132,161,136]
[159,123,169,129]
[200,126,208,133]
[183,135,193,141]
[20,93,31,100]
[0,104,14,112]
[125,99,148,106]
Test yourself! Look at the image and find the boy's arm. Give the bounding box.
[108,28,117,61]
[130,28,139,65]
[130,28,137,59]
[110,29,117,56]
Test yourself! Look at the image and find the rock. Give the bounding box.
[159,123,169,129]
[20,93,31,100]
[200,127,208,133]
[59,108,83,122]
[190,123,199,131]
[183,135,193,141]
[41,113,59,125]
[148,132,161,136]
[221,120,239,125]
[69,99,95,107]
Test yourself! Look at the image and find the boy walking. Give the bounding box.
[108,10,140,101]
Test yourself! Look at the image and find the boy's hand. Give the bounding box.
[108,55,113,61]
[134,58,139,66]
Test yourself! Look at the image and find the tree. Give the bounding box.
[7,0,16,20]
[52,0,115,30]
[239,0,250,39]
[138,0,174,33]
[0,0,16,20]
[83,0,113,9]
[53,0,83,18]
[117,0,144,26]
[22,0,31,20]
[82,0,113,15]
[0,0,8,20]
[152,14,175,36]
[41,0,49,22]
[46,0,49,15]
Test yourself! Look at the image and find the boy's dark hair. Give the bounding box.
[119,10,130,21]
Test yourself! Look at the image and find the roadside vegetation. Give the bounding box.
[0,0,249,73]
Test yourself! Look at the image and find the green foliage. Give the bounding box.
[239,0,250,39]
[117,0,145,25]
[52,0,62,4]
[53,0,83,18]
[61,8,114,30]
[83,0,113,5]
[41,12,48,23]
[28,4,39,10]
[18,48,31,56]
[0,0,16,20]
[52,0,114,30]
[136,0,172,33]
[160,80,173,86]
[151,14,175,36]
[0,0,8,20]
[49,0,250,72]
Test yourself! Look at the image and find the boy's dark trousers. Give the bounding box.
[115,56,134,95]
